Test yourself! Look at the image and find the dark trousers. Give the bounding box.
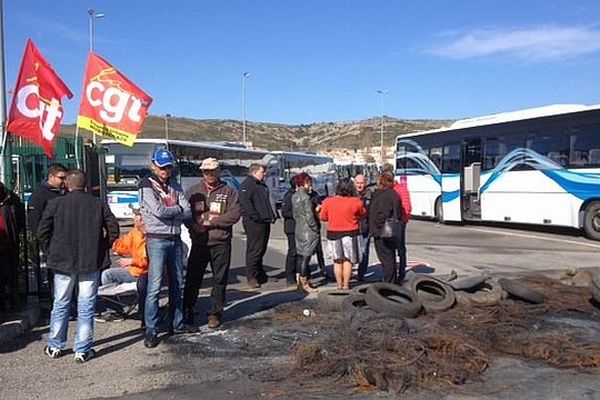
[374,237,398,283]
[285,232,301,284]
[313,237,325,270]
[0,249,19,310]
[396,223,407,282]
[243,220,270,281]
[183,242,232,317]
[357,234,371,280]
[136,274,148,319]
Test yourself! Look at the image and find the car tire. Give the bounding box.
[498,278,546,304]
[408,276,455,313]
[350,285,371,296]
[317,289,351,312]
[341,294,378,320]
[455,278,503,306]
[449,274,490,291]
[364,282,422,318]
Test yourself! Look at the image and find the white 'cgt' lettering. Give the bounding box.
[86,81,142,124]
[16,84,62,141]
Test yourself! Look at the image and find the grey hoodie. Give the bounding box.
[138,174,191,239]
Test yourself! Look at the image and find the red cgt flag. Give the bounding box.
[77,53,153,146]
[7,39,73,157]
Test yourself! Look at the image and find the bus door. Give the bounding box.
[461,139,482,220]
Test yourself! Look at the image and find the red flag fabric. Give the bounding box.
[77,53,153,146]
[7,39,73,157]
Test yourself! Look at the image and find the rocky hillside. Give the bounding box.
[61,116,451,151]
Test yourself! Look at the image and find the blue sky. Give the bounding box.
[5,0,600,125]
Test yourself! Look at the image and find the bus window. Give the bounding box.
[530,130,569,167]
[483,138,499,170]
[442,143,461,173]
[569,124,600,168]
[429,146,443,170]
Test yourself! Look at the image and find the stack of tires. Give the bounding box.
[317,273,549,320]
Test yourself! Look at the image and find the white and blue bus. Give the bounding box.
[102,139,336,219]
[395,104,600,240]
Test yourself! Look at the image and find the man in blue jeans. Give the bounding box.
[37,170,119,363]
[139,149,190,348]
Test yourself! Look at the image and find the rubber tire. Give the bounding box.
[435,197,444,223]
[351,285,370,296]
[583,201,600,241]
[408,276,455,313]
[455,278,503,306]
[341,294,378,319]
[317,289,351,312]
[364,282,422,318]
[498,278,546,304]
[449,274,489,291]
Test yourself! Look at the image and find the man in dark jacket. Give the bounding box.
[239,163,277,288]
[183,157,241,329]
[27,163,68,236]
[355,174,374,281]
[281,177,299,286]
[0,182,25,311]
[38,170,119,363]
[27,163,68,299]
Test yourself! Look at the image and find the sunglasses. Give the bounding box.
[157,165,173,171]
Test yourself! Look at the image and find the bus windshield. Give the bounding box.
[104,142,162,190]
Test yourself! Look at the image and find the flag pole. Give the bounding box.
[0,0,9,185]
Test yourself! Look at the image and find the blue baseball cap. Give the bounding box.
[151,149,175,168]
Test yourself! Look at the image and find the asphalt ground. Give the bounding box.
[1,218,599,399]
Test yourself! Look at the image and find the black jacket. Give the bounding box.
[281,187,296,234]
[27,183,63,237]
[0,184,25,251]
[239,175,276,224]
[37,190,120,274]
[368,187,402,238]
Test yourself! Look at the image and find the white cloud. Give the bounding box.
[429,26,600,62]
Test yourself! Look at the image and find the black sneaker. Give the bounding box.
[74,349,96,363]
[94,312,125,323]
[184,309,195,326]
[144,332,159,348]
[257,272,269,284]
[44,346,64,359]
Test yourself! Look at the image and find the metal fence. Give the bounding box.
[1,136,105,307]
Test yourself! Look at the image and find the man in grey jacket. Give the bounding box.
[138,149,191,348]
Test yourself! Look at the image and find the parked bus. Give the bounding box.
[395,104,600,240]
[264,151,336,204]
[102,139,335,218]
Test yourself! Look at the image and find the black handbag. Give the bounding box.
[380,218,401,239]
[379,192,402,239]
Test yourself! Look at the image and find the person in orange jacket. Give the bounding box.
[96,205,148,323]
[392,174,412,283]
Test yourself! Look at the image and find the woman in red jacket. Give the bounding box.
[320,179,366,290]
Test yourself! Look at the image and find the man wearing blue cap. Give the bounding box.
[138,148,191,348]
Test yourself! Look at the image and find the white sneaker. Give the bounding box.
[74,349,96,363]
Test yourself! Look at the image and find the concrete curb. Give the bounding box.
[0,303,41,346]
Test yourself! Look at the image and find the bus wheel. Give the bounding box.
[435,198,444,224]
[583,201,600,241]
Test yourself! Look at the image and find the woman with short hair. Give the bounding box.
[291,173,319,293]
[319,178,366,290]
[368,171,402,283]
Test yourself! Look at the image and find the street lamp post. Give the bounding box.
[87,9,105,53]
[376,89,390,166]
[87,9,105,146]
[241,72,251,146]
[164,114,171,141]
